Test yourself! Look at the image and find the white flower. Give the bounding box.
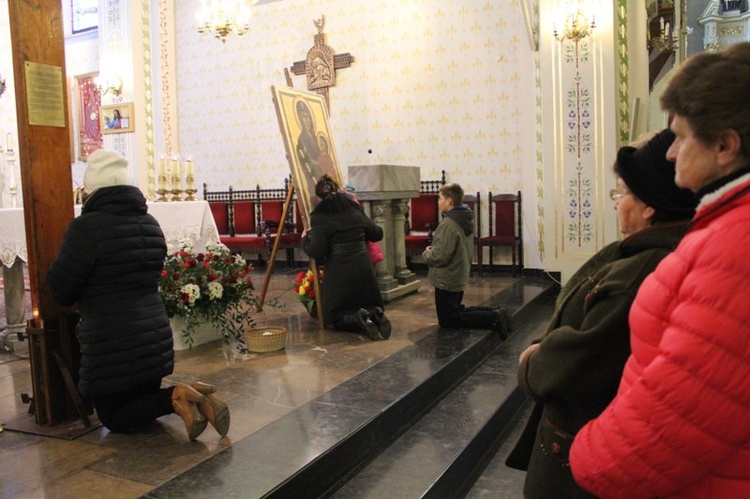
[206,242,230,255]
[178,238,195,253]
[207,281,224,300]
[181,283,201,305]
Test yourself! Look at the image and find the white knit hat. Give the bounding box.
[83,149,130,194]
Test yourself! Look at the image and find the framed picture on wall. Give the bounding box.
[75,72,103,160]
[100,103,135,134]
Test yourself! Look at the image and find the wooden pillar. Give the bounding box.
[8,0,83,425]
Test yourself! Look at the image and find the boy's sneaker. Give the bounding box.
[492,307,511,340]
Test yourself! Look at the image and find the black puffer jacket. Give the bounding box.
[46,185,173,397]
[301,193,384,325]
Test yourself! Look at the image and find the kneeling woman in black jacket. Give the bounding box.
[47,149,228,441]
[301,175,391,340]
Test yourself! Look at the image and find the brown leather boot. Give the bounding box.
[171,385,208,441]
[191,381,217,395]
[192,382,230,437]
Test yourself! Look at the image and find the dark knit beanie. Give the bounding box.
[615,128,697,218]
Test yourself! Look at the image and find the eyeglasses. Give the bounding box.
[609,189,632,202]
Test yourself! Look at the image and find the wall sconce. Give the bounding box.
[554,10,595,43]
[96,74,123,97]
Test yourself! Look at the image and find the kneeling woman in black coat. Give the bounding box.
[301,175,391,340]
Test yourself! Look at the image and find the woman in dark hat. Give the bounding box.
[572,43,750,498]
[506,129,696,498]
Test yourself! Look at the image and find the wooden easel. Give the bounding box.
[257,181,324,329]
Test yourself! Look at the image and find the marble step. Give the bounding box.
[144,277,558,499]
[329,290,556,498]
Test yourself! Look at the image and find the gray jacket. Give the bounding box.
[422,205,474,292]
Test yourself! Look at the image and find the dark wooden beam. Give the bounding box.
[8,0,80,425]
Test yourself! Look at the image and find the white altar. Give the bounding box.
[0,201,219,353]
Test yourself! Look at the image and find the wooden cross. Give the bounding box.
[290,15,354,113]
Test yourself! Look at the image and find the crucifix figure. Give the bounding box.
[290,15,354,113]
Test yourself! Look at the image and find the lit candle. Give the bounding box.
[6,133,12,151]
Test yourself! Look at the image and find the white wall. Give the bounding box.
[170,0,540,269]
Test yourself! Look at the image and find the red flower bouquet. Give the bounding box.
[294,268,322,315]
[159,240,257,346]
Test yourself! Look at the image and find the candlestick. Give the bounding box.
[184,157,196,201]
[159,155,167,177]
[9,166,16,190]
[170,155,182,201]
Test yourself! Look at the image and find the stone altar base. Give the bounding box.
[349,164,422,302]
[381,279,421,302]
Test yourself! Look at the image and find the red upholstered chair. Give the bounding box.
[204,183,267,265]
[222,202,267,265]
[478,191,523,276]
[233,201,258,236]
[404,170,447,257]
[209,202,230,237]
[259,179,299,268]
[204,183,232,237]
[463,192,481,272]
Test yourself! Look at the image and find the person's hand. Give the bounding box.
[302,228,309,237]
[519,343,540,365]
[425,246,432,252]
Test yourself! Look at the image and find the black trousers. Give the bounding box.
[434,287,496,329]
[91,379,174,433]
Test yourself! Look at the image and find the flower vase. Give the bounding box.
[307,304,318,320]
[170,316,221,350]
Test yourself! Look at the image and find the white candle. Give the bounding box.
[170,158,181,191]
[9,165,16,190]
[6,133,12,151]
[158,158,168,191]
[185,159,194,178]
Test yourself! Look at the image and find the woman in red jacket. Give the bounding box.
[570,42,750,498]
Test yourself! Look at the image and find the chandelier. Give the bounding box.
[196,0,251,43]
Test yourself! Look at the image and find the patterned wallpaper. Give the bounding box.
[172,0,539,266]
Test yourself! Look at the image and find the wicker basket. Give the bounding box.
[244,326,287,353]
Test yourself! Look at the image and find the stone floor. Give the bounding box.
[0,266,525,498]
